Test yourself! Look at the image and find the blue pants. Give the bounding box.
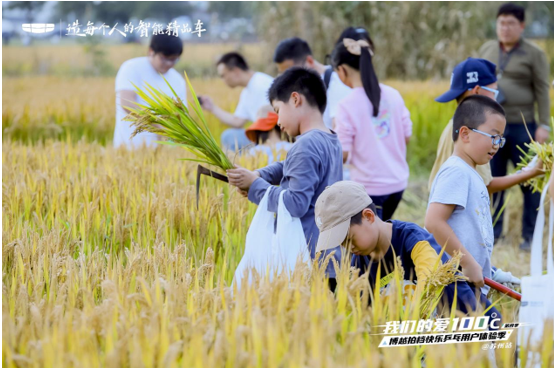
[441,281,502,330]
[221,128,251,152]
[490,122,541,241]
[370,190,404,221]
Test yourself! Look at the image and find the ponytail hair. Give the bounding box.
[335,26,375,53]
[331,32,380,117]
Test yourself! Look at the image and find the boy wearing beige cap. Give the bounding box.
[315,180,500,324]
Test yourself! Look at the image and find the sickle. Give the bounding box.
[196,164,229,209]
[484,277,521,301]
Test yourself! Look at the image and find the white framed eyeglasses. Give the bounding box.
[471,128,506,148]
[468,86,499,100]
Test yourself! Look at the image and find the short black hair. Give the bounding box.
[149,34,183,56]
[268,67,327,114]
[273,37,312,64]
[350,203,379,225]
[497,3,525,22]
[452,95,505,141]
[217,52,249,71]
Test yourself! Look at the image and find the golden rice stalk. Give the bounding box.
[417,251,466,319]
[123,72,234,171]
[516,117,553,193]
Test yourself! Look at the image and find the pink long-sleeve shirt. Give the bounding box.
[335,85,412,196]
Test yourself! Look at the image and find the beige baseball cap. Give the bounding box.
[315,181,372,253]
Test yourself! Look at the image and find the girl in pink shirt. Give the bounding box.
[331,28,412,220]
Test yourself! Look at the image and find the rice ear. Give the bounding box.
[125,73,233,170]
[514,120,553,193]
[521,112,533,142]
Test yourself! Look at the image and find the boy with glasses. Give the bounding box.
[429,58,501,189]
[429,58,543,222]
[425,95,506,298]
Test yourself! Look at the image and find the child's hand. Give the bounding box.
[491,268,521,287]
[521,156,545,178]
[462,258,485,288]
[227,165,260,190]
[530,158,545,178]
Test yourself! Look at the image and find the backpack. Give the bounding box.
[323,67,333,90]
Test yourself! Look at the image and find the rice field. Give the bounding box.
[5,138,543,368]
[1,43,267,78]
[2,44,554,367]
[1,75,463,176]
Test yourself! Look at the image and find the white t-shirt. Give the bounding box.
[234,72,274,122]
[322,69,352,129]
[114,56,187,148]
[428,155,494,295]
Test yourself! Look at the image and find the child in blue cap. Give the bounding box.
[428,58,543,251]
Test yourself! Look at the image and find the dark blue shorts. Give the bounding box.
[441,281,502,330]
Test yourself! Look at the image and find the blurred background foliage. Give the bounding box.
[3,1,554,78]
[253,1,554,79]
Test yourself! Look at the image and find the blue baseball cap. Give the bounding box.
[435,58,497,103]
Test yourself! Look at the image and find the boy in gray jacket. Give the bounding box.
[228,67,344,285]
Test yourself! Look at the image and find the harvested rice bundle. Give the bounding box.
[124,72,234,171]
[516,118,553,193]
[417,251,466,319]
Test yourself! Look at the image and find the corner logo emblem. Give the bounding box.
[22,24,55,34]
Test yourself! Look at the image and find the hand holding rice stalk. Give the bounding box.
[516,117,553,193]
[123,72,234,171]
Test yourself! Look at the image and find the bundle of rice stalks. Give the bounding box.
[416,251,466,320]
[124,72,234,171]
[516,117,553,193]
